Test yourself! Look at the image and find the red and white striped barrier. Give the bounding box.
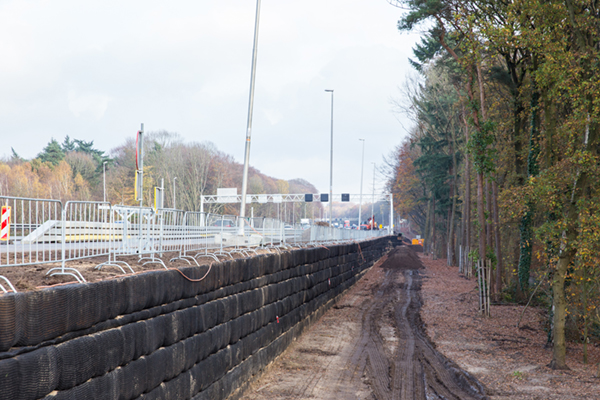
[1,205,10,241]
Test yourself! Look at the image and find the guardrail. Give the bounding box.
[0,196,387,292]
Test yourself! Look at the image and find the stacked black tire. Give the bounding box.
[0,238,391,400]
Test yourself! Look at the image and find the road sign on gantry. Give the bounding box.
[217,188,238,203]
[1,206,11,241]
[154,187,164,211]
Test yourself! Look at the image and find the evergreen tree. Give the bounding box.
[38,139,65,166]
[61,136,76,153]
[10,148,24,163]
[74,139,103,157]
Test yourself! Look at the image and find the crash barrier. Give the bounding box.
[0,195,386,290]
[248,217,284,247]
[309,224,383,243]
[0,237,393,400]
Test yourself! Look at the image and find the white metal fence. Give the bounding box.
[0,196,387,292]
[0,196,63,267]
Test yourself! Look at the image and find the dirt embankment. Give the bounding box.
[420,255,600,399]
[0,249,272,292]
[241,245,487,399]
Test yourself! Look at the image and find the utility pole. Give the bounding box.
[103,161,107,203]
[325,89,334,228]
[372,162,376,228]
[173,177,177,209]
[239,0,261,235]
[358,138,365,226]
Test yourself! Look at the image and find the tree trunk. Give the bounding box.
[432,196,437,259]
[448,183,456,266]
[448,129,458,266]
[513,101,526,185]
[485,179,493,249]
[424,197,432,255]
[549,252,572,370]
[542,88,556,170]
[485,178,494,292]
[518,73,540,296]
[477,172,486,262]
[492,179,503,301]
[462,106,472,277]
[475,62,489,267]
[582,269,589,364]
[549,135,593,368]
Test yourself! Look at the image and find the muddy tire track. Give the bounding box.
[242,246,488,400]
[371,247,487,399]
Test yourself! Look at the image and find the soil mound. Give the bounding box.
[408,244,423,252]
[380,246,424,270]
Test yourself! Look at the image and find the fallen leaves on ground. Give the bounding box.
[420,254,600,399]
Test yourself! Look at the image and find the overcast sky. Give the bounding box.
[1,0,419,196]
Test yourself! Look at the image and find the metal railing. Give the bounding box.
[0,196,387,292]
[0,196,63,268]
[50,201,115,282]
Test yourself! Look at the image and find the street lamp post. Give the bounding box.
[371,162,376,228]
[325,89,334,228]
[239,0,262,235]
[173,177,177,209]
[358,139,365,227]
[103,161,107,203]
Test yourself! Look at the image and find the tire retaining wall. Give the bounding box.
[0,237,393,400]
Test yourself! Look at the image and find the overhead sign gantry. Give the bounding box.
[200,191,394,234]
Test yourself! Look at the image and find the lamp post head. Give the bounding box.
[359,138,364,142]
[325,89,333,93]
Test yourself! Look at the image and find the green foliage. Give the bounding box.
[10,148,23,162]
[518,200,534,292]
[468,249,480,263]
[409,35,444,72]
[392,0,600,367]
[37,138,65,166]
[397,0,446,32]
[61,136,76,153]
[466,119,496,176]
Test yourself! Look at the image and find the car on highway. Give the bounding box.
[213,219,235,228]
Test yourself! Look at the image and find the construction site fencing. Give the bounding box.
[109,205,165,268]
[50,201,114,282]
[309,224,386,243]
[255,217,283,247]
[0,196,63,269]
[0,196,388,292]
[0,196,65,289]
[157,208,186,255]
[177,211,210,261]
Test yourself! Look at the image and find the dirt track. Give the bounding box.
[241,246,488,399]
